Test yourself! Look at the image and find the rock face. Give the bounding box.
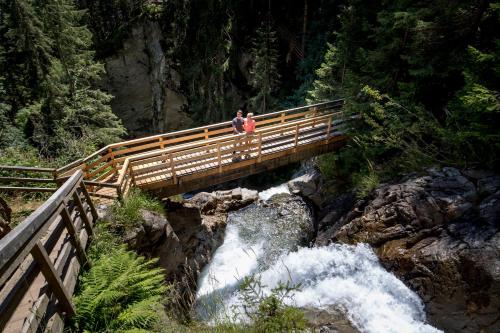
[288,168,324,207]
[100,21,192,137]
[317,167,500,333]
[301,307,361,333]
[110,188,258,308]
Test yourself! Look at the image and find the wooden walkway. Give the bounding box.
[0,99,350,332]
[0,171,97,333]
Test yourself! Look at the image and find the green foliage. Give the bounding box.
[352,169,380,199]
[249,20,280,114]
[72,245,168,332]
[169,1,235,123]
[81,0,146,57]
[0,0,125,161]
[237,275,307,333]
[306,43,343,103]
[110,189,165,229]
[311,0,500,187]
[0,146,52,168]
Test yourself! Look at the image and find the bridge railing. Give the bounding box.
[0,166,58,193]
[0,170,97,332]
[58,100,344,182]
[124,109,349,191]
[0,100,345,199]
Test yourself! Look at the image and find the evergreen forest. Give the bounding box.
[0,0,499,332]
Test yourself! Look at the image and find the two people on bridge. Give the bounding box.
[232,110,256,161]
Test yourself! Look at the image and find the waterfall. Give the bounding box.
[195,188,441,333]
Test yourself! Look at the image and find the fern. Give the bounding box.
[72,247,168,332]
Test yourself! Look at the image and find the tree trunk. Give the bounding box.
[302,0,308,56]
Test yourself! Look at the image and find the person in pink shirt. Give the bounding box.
[243,113,256,158]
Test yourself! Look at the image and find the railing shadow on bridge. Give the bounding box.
[0,100,352,332]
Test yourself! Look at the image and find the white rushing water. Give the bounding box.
[258,183,290,201]
[196,189,441,333]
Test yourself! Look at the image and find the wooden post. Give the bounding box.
[117,187,123,202]
[280,112,285,135]
[72,191,93,239]
[217,142,222,173]
[31,242,76,317]
[129,163,136,187]
[257,132,263,162]
[81,162,88,179]
[108,148,116,176]
[80,182,98,220]
[204,128,210,152]
[159,137,165,149]
[169,153,177,184]
[312,107,318,128]
[325,115,332,144]
[294,124,299,151]
[61,205,89,268]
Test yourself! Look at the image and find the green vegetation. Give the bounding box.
[110,189,165,229]
[237,276,306,332]
[249,20,280,114]
[71,220,169,333]
[309,0,500,195]
[73,247,168,332]
[0,0,125,163]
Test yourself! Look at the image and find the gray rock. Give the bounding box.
[480,191,500,225]
[140,209,168,243]
[288,169,324,206]
[188,192,218,214]
[478,176,500,196]
[215,187,258,211]
[302,306,360,333]
[317,167,500,333]
[100,22,192,137]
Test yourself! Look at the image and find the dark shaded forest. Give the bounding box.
[1,0,499,182]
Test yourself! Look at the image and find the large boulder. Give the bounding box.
[318,167,500,333]
[288,169,324,207]
[188,187,259,213]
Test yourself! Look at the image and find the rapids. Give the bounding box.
[195,187,441,333]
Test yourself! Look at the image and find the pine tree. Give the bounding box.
[306,43,343,103]
[2,0,125,160]
[249,20,280,114]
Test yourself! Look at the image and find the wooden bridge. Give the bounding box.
[0,99,350,332]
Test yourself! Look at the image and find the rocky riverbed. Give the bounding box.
[316,167,500,333]
[100,166,499,332]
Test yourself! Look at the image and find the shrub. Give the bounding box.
[237,275,307,333]
[111,189,164,228]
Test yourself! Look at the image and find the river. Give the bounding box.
[195,185,441,333]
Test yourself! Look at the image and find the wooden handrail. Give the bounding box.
[0,170,97,331]
[1,100,347,200]
[0,165,56,173]
[44,101,342,184]
[127,113,337,184]
[126,111,341,165]
[105,99,342,149]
